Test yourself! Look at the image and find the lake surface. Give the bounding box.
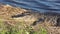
[0,0,60,13]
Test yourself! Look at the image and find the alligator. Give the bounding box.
[12,10,60,26]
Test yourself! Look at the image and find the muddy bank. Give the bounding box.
[0,3,60,34]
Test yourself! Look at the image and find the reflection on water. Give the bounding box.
[0,0,60,13]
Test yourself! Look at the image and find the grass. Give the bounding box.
[0,19,48,34]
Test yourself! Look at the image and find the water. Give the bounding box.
[0,0,60,13]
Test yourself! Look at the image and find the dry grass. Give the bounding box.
[0,3,60,34]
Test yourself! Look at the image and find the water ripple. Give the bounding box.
[0,0,60,13]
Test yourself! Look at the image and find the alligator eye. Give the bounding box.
[56,18,60,26]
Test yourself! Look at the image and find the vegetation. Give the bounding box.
[0,19,48,34]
